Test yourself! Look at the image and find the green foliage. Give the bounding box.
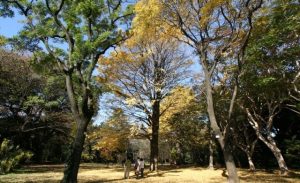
[81,153,95,163]
[0,139,33,174]
[255,77,276,87]
[0,1,14,17]
[0,35,6,46]
[0,49,72,164]
[170,147,178,163]
[284,139,300,168]
[23,96,45,108]
[241,0,300,106]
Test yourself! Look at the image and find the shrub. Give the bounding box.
[0,139,33,174]
[81,152,95,162]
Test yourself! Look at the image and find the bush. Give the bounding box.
[0,139,33,174]
[284,139,300,168]
[81,152,95,162]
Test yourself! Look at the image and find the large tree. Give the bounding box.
[99,37,191,170]
[133,0,262,182]
[1,0,132,182]
[0,49,72,163]
[238,0,300,174]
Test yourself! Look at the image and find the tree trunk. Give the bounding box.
[62,117,89,183]
[204,68,239,182]
[150,100,159,171]
[246,153,255,171]
[246,110,288,175]
[208,138,214,169]
[258,134,288,174]
[62,75,91,183]
[222,142,240,183]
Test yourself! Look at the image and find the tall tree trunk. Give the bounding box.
[205,70,239,183]
[208,136,214,169]
[150,100,159,171]
[62,75,91,183]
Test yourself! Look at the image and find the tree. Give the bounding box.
[88,108,131,162]
[0,139,33,174]
[133,0,262,182]
[0,49,72,163]
[1,1,133,182]
[160,86,208,165]
[232,115,257,171]
[240,77,289,174]
[99,36,191,170]
[238,0,300,174]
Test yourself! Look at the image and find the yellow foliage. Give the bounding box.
[133,0,162,34]
[125,97,138,106]
[130,0,180,46]
[89,109,131,160]
[200,0,228,26]
[160,86,197,134]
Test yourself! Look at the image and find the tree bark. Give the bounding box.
[62,75,91,183]
[221,140,239,183]
[204,63,239,182]
[208,136,214,169]
[150,100,159,171]
[258,134,288,174]
[207,103,239,183]
[246,152,255,171]
[246,109,288,175]
[62,117,89,183]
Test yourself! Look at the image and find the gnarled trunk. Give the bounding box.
[258,134,288,174]
[246,109,288,175]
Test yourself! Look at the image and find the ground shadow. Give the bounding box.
[13,165,64,174]
[239,169,300,183]
[221,169,228,178]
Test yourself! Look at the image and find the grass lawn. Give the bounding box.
[0,164,300,183]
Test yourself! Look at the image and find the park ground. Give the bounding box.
[0,164,300,183]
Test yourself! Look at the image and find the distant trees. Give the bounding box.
[0,49,72,162]
[160,87,207,165]
[88,108,132,162]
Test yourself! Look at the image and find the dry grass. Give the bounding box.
[0,164,299,183]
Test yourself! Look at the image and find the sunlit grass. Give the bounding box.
[0,164,299,183]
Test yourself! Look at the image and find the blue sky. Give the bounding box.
[0,14,24,38]
[0,12,202,126]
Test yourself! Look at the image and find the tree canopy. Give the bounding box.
[0,0,300,182]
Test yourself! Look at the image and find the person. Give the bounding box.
[124,158,131,179]
[134,157,140,178]
[139,158,145,178]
